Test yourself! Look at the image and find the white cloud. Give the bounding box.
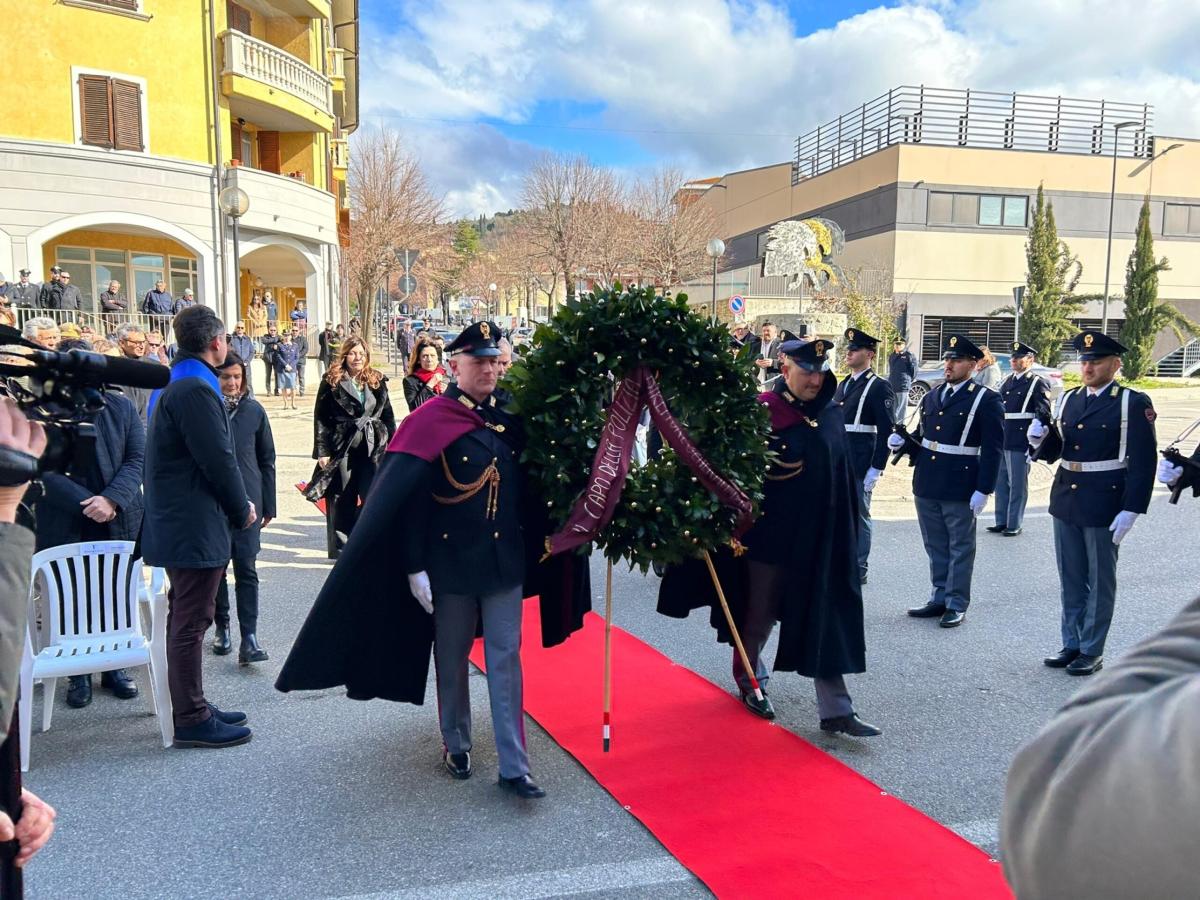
[360,0,1200,216]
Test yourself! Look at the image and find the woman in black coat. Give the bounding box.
[402,340,449,411]
[212,352,277,663]
[306,337,395,557]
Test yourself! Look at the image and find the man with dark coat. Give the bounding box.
[56,272,82,313]
[1027,331,1156,676]
[278,321,590,798]
[659,338,881,737]
[143,305,256,749]
[35,340,146,709]
[753,321,780,385]
[890,333,1004,628]
[260,322,280,396]
[834,328,894,583]
[988,340,1050,536]
[887,338,918,425]
[37,267,63,309]
[10,270,39,308]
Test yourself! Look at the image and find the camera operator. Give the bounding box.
[0,397,57,870]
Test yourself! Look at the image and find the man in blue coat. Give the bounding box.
[890,333,1004,628]
[1028,331,1156,676]
[834,328,894,584]
[887,337,918,425]
[988,341,1050,537]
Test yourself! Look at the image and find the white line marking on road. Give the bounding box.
[334,857,694,900]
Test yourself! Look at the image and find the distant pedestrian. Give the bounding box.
[10,268,39,307]
[318,322,336,374]
[246,296,267,346]
[37,267,63,309]
[887,338,918,424]
[274,331,300,410]
[403,343,449,411]
[293,326,309,397]
[56,271,82,312]
[145,330,169,364]
[142,279,173,316]
[261,322,280,396]
[263,290,278,326]
[972,346,1002,391]
[172,288,199,315]
[228,321,255,397]
[99,280,127,336]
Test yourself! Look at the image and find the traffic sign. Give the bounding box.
[399,274,417,294]
[728,295,745,314]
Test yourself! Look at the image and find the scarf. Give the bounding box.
[413,365,447,394]
[147,356,221,422]
[224,393,244,414]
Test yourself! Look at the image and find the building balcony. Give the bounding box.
[328,46,346,93]
[258,0,332,18]
[221,29,334,134]
[331,138,348,181]
[226,165,338,246]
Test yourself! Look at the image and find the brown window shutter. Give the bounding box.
[258,131,281,174]
[111,80,144,151]
[93,0,139,9]
[227,1,251,34]
[231,122,243,163]
[79,75,114,148]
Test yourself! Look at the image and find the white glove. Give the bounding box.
[969,491,987,516]
[1109,511,1139,546]
[863,467,882,493]
[1157,458,1184,486]
[408,571,433,614]
[1026,419,1046,448]
[886,433,904,450]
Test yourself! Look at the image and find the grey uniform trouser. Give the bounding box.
[731,560,853,720]
[994,449,1031,530]
[433,583,528,779]
[915,496,977,612]
[854,474,873,578]
[1053,518,1119,656]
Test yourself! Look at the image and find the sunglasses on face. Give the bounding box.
[147,342,162,348]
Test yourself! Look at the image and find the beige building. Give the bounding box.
[692,86,1200,372]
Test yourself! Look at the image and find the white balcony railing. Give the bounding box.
[327,46,346,82]
[222,29,332,117]
[331,138,349,171]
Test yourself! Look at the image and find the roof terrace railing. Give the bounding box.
[792,86,1153,184]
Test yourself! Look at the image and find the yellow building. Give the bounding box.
[0,0,358,339]
[693,87,1200,372]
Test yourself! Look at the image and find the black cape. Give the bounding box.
[657,373,866,678]
[276,448,591,705]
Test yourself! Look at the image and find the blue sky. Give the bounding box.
[357,1,1200,216]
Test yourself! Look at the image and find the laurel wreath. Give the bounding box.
[504,284,771,571]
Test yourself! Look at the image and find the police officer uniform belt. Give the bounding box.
[1054,385,1131,473]
[920,384,987,456]
[844,371,878,434]
[1004,373,1041,421]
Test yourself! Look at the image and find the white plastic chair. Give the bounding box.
[18,541,172,771]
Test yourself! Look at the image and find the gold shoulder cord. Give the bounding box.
[433,452,500,519]
[765,458,806,481]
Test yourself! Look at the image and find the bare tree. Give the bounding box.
[521,152,606,305]
[578,169,639,289]
[344,126,444,340]
[633,165,720,291]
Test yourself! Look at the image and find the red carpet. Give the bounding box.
[472,600,1013,899]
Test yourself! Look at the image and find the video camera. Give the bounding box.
[0,323,168,483]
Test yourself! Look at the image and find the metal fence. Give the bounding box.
[793,86,1153,184]
[5,306,177,345]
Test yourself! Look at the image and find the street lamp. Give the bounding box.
[488,282,497,320]
[1101,120,1141,333]
[218,185,249,317]
[706,238,725,321]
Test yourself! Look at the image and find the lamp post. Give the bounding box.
[218,185,249,320]
[1101,120,1141,333]
[488,282,497,321]
[706,238,725,322]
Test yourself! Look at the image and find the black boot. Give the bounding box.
[212,622,232,656]
[100,668,139,699]
[66,674,92,708]
[238,633,269,666]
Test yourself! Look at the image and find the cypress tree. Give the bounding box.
[1018,184,1083,367]
[1118,197,1195,379]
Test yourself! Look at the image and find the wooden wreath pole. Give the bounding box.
[702,549,764,702]
[603,559,614,752]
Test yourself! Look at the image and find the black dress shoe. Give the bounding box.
[238,633,269,666]
[939,609,966,628]
[101,669,139,699]
[907,602,946,618]
[1043,648,1080,668]
[820,713,883,737]
[207,702,248,727]
[741,691,776,720]
[66,675,92,708]
[212,623,232,656]
[444,751,471,780]
[1003,528,1023,536]
[174,716,252,749]
[499,774,546,799]
[986,524,1007,533]
[1066,654,1103,676]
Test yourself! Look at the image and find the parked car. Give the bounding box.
[907,353,1064,407]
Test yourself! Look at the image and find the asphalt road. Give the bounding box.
[19,379,1200,898]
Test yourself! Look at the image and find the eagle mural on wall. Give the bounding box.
[762,218,845,293]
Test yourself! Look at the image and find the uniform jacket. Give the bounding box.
[1039,384,1156,528]
[36,391,145,549]
[834,369,894,475]
[1001,592,1200,898]
[142,356,250,569]
[141,289,173,315]
[273,340,300,374]
[10,282,39,307]
[911,381,1004,501]
[226,396,276,559]
[887,350,918,391]
[999,371,1051,450]
[306,376,396,501]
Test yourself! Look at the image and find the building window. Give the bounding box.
[928,192,1027,228]
[93,0,139,9]
[55,247,134,306]
[1164,203,1200,236]
[170,257,198,298]
[227,1,251,34]
[77,73,145,151]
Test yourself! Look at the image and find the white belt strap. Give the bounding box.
[921,439,981,457]
[852,374,873,426]
[845,424,878,434]
[1062,459,1127,473]
[1018,375,1040,414]
[1005,412,1036,420]
[1118,387,1130,461]
[959,388,987,447]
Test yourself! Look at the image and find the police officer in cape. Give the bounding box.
[834,328,894,584]
[658,337,881,737]
[277,321,590,799]
[889,333,1004,628]
[1027,330,1156,676]
[988,340,1051,537]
